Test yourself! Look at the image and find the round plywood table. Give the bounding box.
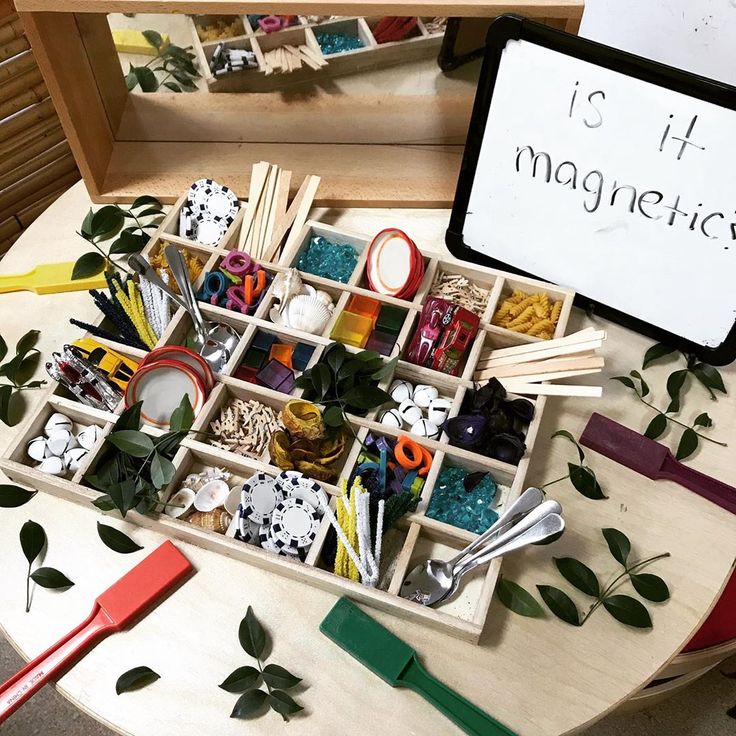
[1,182,735,736]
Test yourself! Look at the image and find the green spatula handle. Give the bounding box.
[400,655,517,736]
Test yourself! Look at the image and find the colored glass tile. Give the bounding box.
[292,342,315,372]
[252,330,278,352]
[330,311,374,348]
[426,466,499,534]
[365,329,396,356]
[376,304,406,335]
[269,343,294,369]
[242,347,267,370]
[346,294,381,322]
[297,235,358,284]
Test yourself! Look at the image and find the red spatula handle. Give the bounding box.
[660,454,736,515]
[0,605,115,723]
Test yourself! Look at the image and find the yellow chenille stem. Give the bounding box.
[129,281,158,347]
[347,486,360,582]
[334,494,348,578]
[117,282,155,349]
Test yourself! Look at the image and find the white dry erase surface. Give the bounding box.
[463,39,736,348]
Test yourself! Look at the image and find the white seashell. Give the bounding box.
[194,479,230,512]
[27,436,49,462]
[269,306,286,327]
[76,425,103,451]
[300,284,317,297]
[286,294,332,334]
[413,384,439,409]
[165,488,196,518]
[314,290,334,308]
[410,418,440,440]
[64,447,89,473]
[398,399,423,426]
[379,409,402,428]
[427,398,452,426]
[44,412,73,437]
[390,379,413,403]
[224,485,242,516]
[272,268,303,302]
[37,456,66,476]
[46,429,76,457]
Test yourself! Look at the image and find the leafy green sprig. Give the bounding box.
[73,196,165,280]
[125,30,200,93]
[221,606,304,722]
[20,520,74,612]
[544,430,606,500]
[496,527,670,629]
[85,395,193,517]
[0,330,46,426]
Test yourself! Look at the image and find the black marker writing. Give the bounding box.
[659,114,705,160]
[568,81,605,128]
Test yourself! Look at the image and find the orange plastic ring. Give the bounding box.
[395,436,422,470]
[418,446,433,476]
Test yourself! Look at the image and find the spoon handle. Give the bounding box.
[127,255,188,311]
[448,487,546,568]
[165,245,208,339]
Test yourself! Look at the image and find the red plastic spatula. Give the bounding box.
[0,540,192,723]
[580,413,736,515]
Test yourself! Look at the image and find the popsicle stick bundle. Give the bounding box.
[237,160,321,262]
[474,328,607,397]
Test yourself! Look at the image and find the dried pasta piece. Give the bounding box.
[550,300,563,324]
[528,319,555,336]
[508,296,535,318]
[509,320,534,333]
[491,301,512,325]
[507,305,535,328]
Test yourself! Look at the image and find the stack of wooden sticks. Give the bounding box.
[237,161,320,262]
[474,328,606,397]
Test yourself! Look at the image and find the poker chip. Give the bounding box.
[204,186,239,222]
[270,497,320,549]
[188,178,217,208]
[240,472,283,525]
[194,216,228,246]
[258,524,308,561]
[275,471,327,514]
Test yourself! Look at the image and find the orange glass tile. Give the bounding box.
[346,294,381,322]
[330,311,374,348]
[269,343,294,369]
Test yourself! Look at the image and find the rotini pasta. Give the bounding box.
[491,288,562,339]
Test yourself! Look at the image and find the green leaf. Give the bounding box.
[551,429,584,462]
[337,361,363,382]
[0,484,37,507]
[311,363,332,401]
[262,663,301,690]
[125,67,138,90]
[269,690,303,720]
[81,208,95,238]
[230,688,268,719]
[134,66,159,92]
[693,412,713,428]
[630,370,649,397]
[109,230,145,255]
[107,478,139,517]
[602,594,652,628]
[115,402,142,431]
[131,195,162,210]
[20,520,46,565]
[325,342,346,375]
[666,369,689,413]
[72,252,106,280]
[90,205,124,240]
[107,430,154,457]
[151,453,175,490]
[553,557,600,597]
[142,29,163,48]
[323,405,344,428]
[644,413,667,440]
[97,521,143,554]
[92,494,116,512]
[342,385,394,411]
[568,463,607,500]
[115,666,160,695]
[675,427,699,461]
[642,343,676,370]
[602,527,631,566]
[0,385,13,425]
[371,355,399,381]
[137,207,164,218]
[294,373,313,391]
[630,573,670,602]
[219,665,261,693]
[495,575,544,617]
[169,394,193,432]
[163,81,181,92]
[692,363,727,396]
[30,567,74,589]
[355,350,381,363]
[239,605,266,659]
[611,375,636,390]
[536,585,580,626]
[15,329,40,356]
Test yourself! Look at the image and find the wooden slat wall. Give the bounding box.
[0,0,80,255]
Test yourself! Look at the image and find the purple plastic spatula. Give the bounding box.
[580,412,736,515]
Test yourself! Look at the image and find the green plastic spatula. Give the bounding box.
[0,261,107,295]
[320,598,516,736]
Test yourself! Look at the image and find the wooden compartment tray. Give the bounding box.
[0,194,574,643]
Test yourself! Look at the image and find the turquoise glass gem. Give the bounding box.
[297,235,358,283]
[426,466,498,534]
[316,32,364,55]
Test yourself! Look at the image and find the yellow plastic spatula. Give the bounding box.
[0,262,108,295]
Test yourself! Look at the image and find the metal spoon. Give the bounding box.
[164,245,240,372]
[401,498,562,606]
[127,255,188,311]
[400,487,545,606]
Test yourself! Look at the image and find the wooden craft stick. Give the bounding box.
[238,161,269,252]
[478,366,603,384]
[478,339,604,369]
[482,328,604,361]
[499,381,604,398]
[476,355,605,380]
[262,174,319,263]
[261,165,280,258]
[274,169,291,226]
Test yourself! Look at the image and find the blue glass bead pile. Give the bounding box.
[315,32,364,55]
[298,235,358,284]
[426,466,499,534]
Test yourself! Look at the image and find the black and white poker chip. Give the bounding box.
[275,471,327,515]
[241,472,283,525]
[270,497,319,549]
[236,504,261,543]
[204,186,239,222]
[188,178,218,209]
[194,215,228,246]
[257,523,308,561]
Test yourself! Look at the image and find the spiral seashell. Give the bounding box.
[187,509,232,533]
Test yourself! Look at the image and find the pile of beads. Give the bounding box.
[492,289,562,339]
[27,413,102,477]
[297,234,358,284]
[379,378,453,440]
[429,270,489,317]
[209,398,280,459]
